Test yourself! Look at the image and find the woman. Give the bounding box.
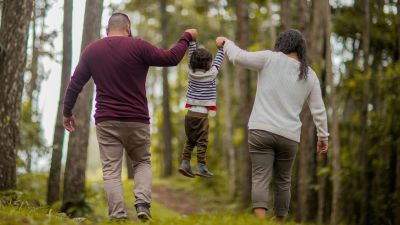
[216,29,329,220]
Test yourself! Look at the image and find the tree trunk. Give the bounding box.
[266,0,276,46]
[222,61,236,197]
[280,0,291,31]
[47,0,72,205]
[160,0,173,177]
[295,0,315,222]
[324,1,341,224]
[62,0,103,205]
[236,0,252,208]
[126,155,134,179]
[0,0,33,191]
[395,3,400,225]
[360,0,370,224]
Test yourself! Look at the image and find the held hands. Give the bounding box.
[185,29,198,41]
[63,116,75,132]
[317,139,329,155]
[216,37,227,49]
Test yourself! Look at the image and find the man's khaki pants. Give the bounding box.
[96,121,151,219]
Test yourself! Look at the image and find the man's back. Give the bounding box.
[63,32,192,124]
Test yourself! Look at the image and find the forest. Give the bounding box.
[0,0,399,224]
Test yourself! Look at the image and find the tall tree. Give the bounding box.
[295,0,316,222]
[280,0,291,31]
[47,0,73,205]
[62,0,103,207]
[160,0,173,177]
[396,4,400,225]
[324,1,341,223]
[0,0,34,191]
[360,0,370,224]
[222,61,236,197]
[236,0,252,207]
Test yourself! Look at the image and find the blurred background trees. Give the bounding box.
[0,0,399,224]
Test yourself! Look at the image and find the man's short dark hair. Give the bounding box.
[108,13,131,32]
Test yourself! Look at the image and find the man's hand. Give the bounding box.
[63,116,75,132]
[317,139,328,154]
[185,29,198,41]
[216,37,227,49]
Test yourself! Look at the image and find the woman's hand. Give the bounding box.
[317,139,328,154]
[216,37,227,49]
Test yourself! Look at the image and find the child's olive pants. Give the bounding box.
[182,111,209,164]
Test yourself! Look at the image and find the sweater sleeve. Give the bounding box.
[223,39,269,71]
[140,32,192,67]
[212,49,225,71]
[63,56,91,117]
[188,41,197,59]
[307,78,330,140]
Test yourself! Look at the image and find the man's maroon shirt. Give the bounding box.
[63,32,192,124]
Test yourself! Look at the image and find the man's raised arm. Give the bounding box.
[140,29,198,67]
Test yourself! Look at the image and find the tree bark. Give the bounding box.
[266,0,276,46]
[47,0,73,205]
[126,155,134,179]
[360,0,370,224]
[323,1,341,224]
[236,0,252,208]
[222,61,236,197]
[62,0,103,205]
[295,0,315,222]
[280,0,291,31]
[395,3,400,225]
[159,0,173,177]
[0,0,33,191]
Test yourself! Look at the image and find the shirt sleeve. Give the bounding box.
[307,78,330,140]
[63,56,91,117]
[212,49,225,71]
[188,41,197,59]
[140,32,192,67]
[223,39,270,71]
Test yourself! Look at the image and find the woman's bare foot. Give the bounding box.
[254,208,267,219]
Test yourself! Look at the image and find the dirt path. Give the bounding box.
[152,185,209,215]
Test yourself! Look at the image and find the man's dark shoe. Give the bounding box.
[178,160,195,178]
[195,163,214,178]
[135,203,152,222]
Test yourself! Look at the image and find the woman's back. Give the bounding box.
[224,41,328,143]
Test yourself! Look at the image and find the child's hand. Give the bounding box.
[185,29,198,41]
[216,37,226,49]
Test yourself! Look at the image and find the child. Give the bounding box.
[178,41,224,178]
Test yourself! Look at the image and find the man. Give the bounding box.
[63,12,197,221]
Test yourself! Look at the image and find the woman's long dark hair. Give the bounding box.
[274,29,309,80]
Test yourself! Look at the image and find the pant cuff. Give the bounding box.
[275,208,288,217]
[252,202,268,210]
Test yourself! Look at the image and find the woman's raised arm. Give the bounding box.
[216,37,269,71]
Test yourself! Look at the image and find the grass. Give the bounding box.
[0,173,309,225]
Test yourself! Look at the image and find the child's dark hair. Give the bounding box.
[274,29,309,80]
[190,48,212,72]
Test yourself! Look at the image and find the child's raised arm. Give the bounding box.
[188,41,197,60]
[212,48,225,71]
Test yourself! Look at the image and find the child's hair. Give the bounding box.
[190,48,213,72]
[274,29,309,80]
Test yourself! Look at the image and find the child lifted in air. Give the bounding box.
[178,40,224,178]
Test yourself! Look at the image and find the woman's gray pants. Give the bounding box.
[248,129,298,217]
